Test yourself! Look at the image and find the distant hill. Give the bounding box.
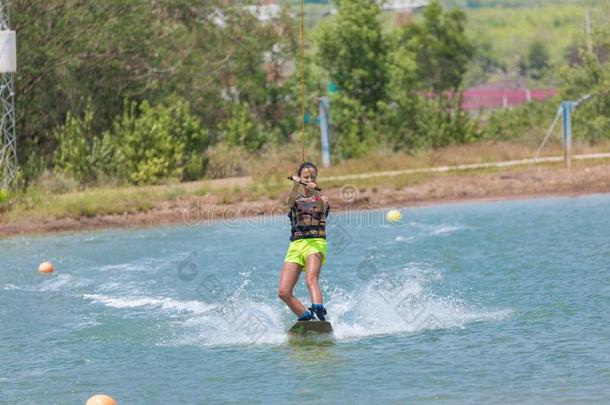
[287,0,600,87]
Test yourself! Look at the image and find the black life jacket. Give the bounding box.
[288,192,330,241]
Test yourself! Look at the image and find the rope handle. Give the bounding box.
[287,176,321,191]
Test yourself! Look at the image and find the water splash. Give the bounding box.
[173,275,287,347]
[164,266,509,347]
[77,260,510,348]
[328,266,508,340]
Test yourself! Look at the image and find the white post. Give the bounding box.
[0,1,17,190]
[319,97,331,167]
[562,101,573,169]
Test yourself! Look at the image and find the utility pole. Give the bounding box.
[0,0,17,190]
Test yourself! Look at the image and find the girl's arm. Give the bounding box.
[287,176,300,207]
[319,194,329,215]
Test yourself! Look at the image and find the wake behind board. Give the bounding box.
[288,321,333,337]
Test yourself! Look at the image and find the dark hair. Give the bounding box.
[298,161,318,178]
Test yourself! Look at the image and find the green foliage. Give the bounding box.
[520,41,551,80]
[317,0,388,109]
[329,94,380,159]
[400,1,473,94]
[464,3,590,85]
[111,97,210,184]
[0,189,10,212]
[560,16,610,143]
[527,42,551,73]
[53,97,209,185]
[54,102,115,183]
[16,0,608,192]
[15,0,165,173]
[482,99,559,141]
[219,103,266,154]
[380,95,479,151]
[465,41,506,86]
[382,1,477,150]
[13,0,296,181]
[315,1,476,156]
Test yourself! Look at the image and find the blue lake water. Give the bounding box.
[1,194,609,404]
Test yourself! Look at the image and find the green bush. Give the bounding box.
[482,99,558,142]
[54,102,115,183]
[329,94,381,159]
[53,97,210,185]
[111,96,210,184]
[219,103,266,154]
[560,28,610,144]
[414,97,480,148]
[0,189,10,212]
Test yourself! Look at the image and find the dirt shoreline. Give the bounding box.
[2,163,610,238]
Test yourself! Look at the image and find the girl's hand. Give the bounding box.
[306,181,318,190]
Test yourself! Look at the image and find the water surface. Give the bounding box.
[1,194,609,403]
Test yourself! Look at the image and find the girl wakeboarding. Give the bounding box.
[278,161,330,322]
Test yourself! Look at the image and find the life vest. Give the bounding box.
[288,192,330,241]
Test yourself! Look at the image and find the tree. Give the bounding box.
[11,0,298,181]
[13,0,175,177]
[561,19,610,144]
[526,41,550,80]
[316,0,388,110]
[389,1,475,148]
[398,1,472,96]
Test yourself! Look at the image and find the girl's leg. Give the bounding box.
[278,262,307,316]
[304,253,324,304]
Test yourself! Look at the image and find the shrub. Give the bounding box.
[329,94,381,159]
[111,97,210,184]
[219,103,266,154]
[482,99,559,142]
[0,189,10,212]
[54,101,115,183]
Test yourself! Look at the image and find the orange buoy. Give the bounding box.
[38,261,55,274]
[85,394,117,405]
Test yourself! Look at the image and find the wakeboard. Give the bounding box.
[288,320,333,337]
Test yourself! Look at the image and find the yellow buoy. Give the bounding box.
[386,209,402,223]
[38,261,55,274]
[85,394,117,405]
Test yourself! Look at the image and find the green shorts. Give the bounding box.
[284,238,327,270]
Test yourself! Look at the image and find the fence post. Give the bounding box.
[562,101,573,169]
[319,96,331,167]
